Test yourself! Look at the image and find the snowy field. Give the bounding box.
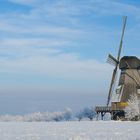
[0,121,140,140]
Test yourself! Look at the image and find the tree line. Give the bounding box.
[0,107,96,122]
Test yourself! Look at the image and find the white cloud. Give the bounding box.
[95,1,138,19]
[8,0,40,6]
[0,52,112,80]
[0,17,81,37]
[6,0,140,20]
[0,0,138,83]
[0,38,68,48]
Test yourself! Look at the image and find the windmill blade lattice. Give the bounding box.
[107,16,127,106]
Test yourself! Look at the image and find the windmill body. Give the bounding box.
[110,56,140,119]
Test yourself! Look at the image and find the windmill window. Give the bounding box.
[137,89,140,94]
[116,85,122,94]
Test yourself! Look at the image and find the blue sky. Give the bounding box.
[0,0,140,114]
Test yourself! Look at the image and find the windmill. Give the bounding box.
[107,16,127,106]
[95,16,140,120]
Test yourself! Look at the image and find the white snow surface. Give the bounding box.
[0,121,140,140]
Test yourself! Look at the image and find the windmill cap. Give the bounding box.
[119,56,140,70]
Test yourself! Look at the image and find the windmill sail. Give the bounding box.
[107,16,127,106]
[117,16,127,61]
[107,54,118,66]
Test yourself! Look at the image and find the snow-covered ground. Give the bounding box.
[0,121,139,140]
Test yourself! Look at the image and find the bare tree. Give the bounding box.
[76,107,95,121]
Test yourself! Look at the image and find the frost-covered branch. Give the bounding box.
[125,94,140,121]
[0,108,72,122]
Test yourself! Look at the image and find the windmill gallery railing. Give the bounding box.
[95,106,112,120]
[95,106,125,120]
[95,106,112,113]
